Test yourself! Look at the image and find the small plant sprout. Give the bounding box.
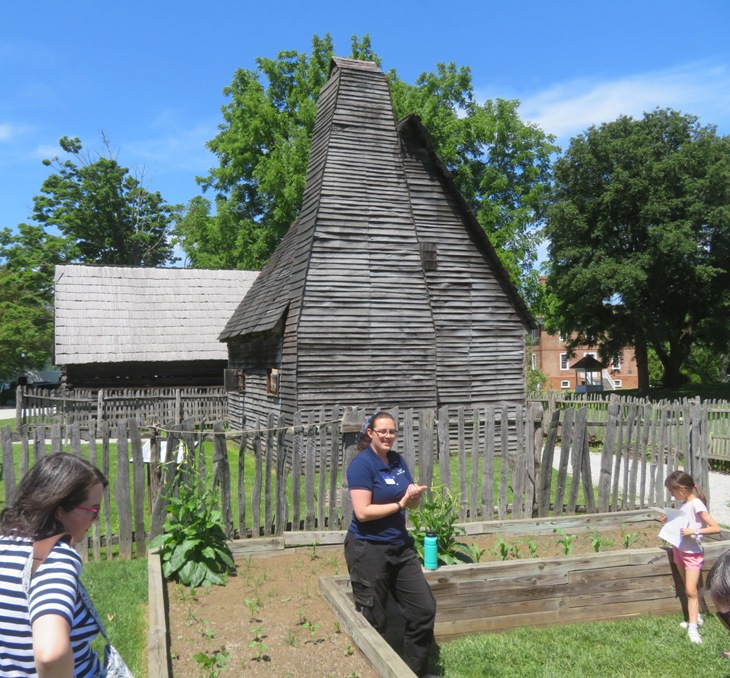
[333,620,341,634]
[621,526,641,549]
[554,528,578,556]
[192,646,230,678]
[308,541,320,560]
[589,528,612,553]
[248,626,269,662]
[466,542,486,563]
[495,534,511,560]
[302,619,320,640]
[245,596,262,619]
[344,643,354,656]
[525,539,539,558]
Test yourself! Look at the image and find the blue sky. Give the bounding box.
[2,0,730,248]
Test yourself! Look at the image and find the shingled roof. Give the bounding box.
[55,265,258,365]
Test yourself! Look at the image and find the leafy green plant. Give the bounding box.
[150,449,235,587]
[248,626,269,661]
[465,542,486,563]
[589,528,612,553]
[525,539,539,558]
[620,527,641,549]
[554,528,578,556]
[408,485,471,565]
[193,646,230,677]
[494,535,522,560]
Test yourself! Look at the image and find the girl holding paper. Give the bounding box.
[662,470,720,644]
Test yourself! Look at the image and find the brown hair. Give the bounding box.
[357,411,396,451]
[664,470,708,507]
[0,452,108,540]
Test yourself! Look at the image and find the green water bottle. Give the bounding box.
[424,530,438,570]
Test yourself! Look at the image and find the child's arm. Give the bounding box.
[680,510,721,537]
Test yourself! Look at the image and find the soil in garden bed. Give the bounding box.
[167,524,662,677]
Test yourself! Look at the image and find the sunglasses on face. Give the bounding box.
[72,505,100,520]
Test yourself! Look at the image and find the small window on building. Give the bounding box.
[267,368,280,397]
[224,369,245,393]
[419,242,438,271]
[613,379,623,388]
[560,353,569,370]
[561,380,571,389]
[612,352,622,371]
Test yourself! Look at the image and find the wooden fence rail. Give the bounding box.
[0,398,712,560]
[16,385,227,432]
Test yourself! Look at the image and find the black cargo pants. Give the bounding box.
[344,532,436,677]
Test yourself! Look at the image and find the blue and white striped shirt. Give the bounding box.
[0,536,102,677]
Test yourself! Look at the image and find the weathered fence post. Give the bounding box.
[340,408,363,532]
[213,420,233,538]
[537,409,560,517]
[116,419,133,559]
[2,425,15,505]
[275,413,289,536]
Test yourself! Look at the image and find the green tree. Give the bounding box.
[34,135,180,266]
[544,109,730,393]
[0,224,70,381]
[181,34,557,290]
[1,135,180,378]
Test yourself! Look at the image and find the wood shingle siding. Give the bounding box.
[220,58,535,426]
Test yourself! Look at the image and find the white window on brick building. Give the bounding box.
[561,380,571,389]
[612,352,622,371]
[560,353,569,370]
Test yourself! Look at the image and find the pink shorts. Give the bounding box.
[672,546,704,571]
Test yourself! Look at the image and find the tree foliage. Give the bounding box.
[544,109,730,392]
[34,135,180,266]
[179,34,557,289]
[0,224,70,382]
[2,136,180,378]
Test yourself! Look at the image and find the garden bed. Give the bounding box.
[320,509,730,678]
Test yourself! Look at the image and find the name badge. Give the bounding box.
[383,474,396,485]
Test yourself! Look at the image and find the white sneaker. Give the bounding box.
[680,615,704,629]
[688,626,703,644]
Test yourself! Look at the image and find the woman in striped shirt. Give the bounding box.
[0,453,108,677]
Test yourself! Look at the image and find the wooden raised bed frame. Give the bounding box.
[320,509,730,678]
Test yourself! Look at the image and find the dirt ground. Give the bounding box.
[167,525,661,677]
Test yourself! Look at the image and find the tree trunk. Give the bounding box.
[634,335,650,396]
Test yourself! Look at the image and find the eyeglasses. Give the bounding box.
[72,505,100,520]
[372,429,398,437]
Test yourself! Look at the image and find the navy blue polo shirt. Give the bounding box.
[347,446,415,543]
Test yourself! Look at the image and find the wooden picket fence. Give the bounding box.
[0,399,711,560]
[16,385,227,431]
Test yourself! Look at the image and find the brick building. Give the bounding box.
[529,321,639,392]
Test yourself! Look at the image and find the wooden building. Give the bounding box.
[54,265,257,388]
[219,58,535,425]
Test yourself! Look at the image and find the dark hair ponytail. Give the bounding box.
[664,470,708,507]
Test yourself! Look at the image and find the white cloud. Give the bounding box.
[515,62,730,145]
[0,124,13,142]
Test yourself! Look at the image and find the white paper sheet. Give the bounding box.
[658,507,686,547]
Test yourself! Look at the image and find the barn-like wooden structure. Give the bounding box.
[220,58,535,425]
[55,265,257,388]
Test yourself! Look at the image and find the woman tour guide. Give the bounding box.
[344,410,436,677]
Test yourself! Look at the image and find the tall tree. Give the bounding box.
[34,135,180,266]
[544,109,730,393]
[0,224,70,382]
[1,135,180,377]
[180,34,557,290]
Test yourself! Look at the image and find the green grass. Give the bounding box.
[437,613,730,677]
[0,418,14,430]
[82,558,148,677]
[617,382,730,402]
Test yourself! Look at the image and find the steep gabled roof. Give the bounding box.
[396,113,535,331]
[55,265,258,364]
